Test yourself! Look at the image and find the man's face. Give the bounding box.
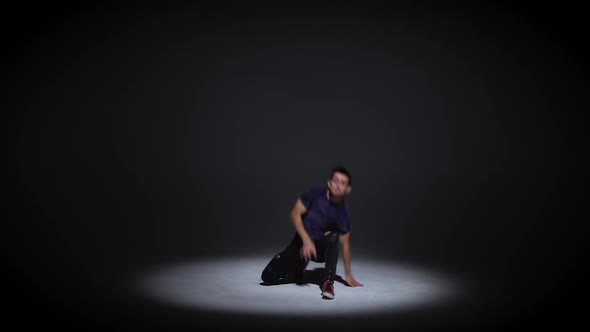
[328,172,351,197]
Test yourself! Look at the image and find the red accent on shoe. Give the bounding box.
[321,279,335,299]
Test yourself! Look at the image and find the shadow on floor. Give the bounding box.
[259,267,347,287]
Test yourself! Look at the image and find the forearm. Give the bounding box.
[341,243,352,277]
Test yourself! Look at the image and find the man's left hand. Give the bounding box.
[345,275,364,287]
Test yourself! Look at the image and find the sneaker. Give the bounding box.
[321,279,335,299]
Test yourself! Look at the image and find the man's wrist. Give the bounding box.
[302,236,313,245]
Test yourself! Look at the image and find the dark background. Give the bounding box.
[10,2,587,330]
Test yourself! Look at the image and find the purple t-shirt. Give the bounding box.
[299,185,350,241]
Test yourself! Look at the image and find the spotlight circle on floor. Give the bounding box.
[136,256,459,316]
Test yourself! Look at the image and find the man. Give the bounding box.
[261,166,363,299]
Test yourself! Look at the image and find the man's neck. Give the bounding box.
[326,189,343,204]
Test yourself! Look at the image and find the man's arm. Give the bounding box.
[339,232,364,287]
[290,199,316,261]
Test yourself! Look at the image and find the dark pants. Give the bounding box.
[261,232,339,284]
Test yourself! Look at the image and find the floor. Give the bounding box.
[119,254,496,330]
[15,253,578,330]
[135,255,462,317]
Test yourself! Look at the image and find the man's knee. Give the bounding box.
[325,232,338,244]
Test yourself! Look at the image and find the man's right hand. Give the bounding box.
[300,241,317,262]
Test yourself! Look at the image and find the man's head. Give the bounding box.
[327,166,352,198]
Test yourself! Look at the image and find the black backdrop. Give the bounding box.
[11,2,588,330]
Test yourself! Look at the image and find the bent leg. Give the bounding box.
[261,234,301,283]
[313,232,339,299]
[318,232,339,281]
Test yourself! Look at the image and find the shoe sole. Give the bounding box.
[321,291,335,299]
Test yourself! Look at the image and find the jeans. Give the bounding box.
[261,232,339,283]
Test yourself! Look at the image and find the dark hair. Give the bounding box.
[329,166,351,185]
